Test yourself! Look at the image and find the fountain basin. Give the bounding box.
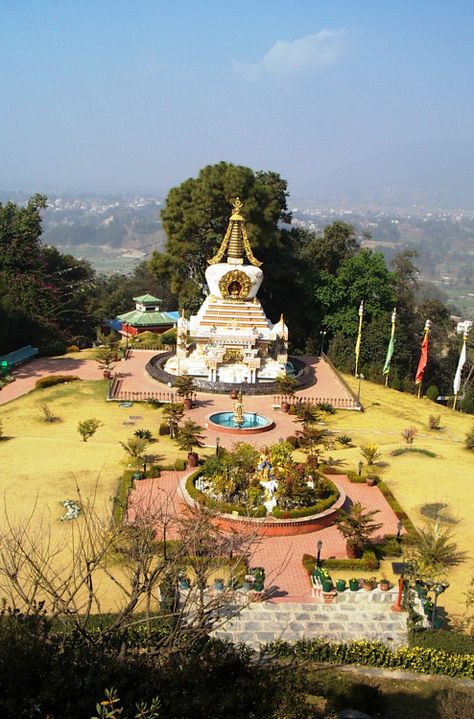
[208,411,275,434]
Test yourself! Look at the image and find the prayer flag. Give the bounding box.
[383,308,397,376]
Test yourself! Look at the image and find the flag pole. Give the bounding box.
[383,307,397,386]
[354,300,364,378]
[415,319,432,399]
[453,329,469,410]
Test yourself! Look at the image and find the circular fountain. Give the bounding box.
[208,390,274,434]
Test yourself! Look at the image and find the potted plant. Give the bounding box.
[175,373,197,410]
[95,343,118,378]
[336,579,347,592]
[349,577,360,592]
[362,577,376,591]
[174,419,205,467]
[322,590,337,604]
[250,567,265,592]
[321,576,333,593]
[336,502,383,559]
[379,577,391,591]
[276,374,299,412]
[366,474,378,487]
[213,577,224,591]
[242,576,253,592]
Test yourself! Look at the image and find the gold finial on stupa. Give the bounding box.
[208,198,262,267]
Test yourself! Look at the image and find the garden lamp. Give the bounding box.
[216,436,221,456]
[319,330,327,356]
[396,521,403,541]
[357,461,363,476]
[316,539,323,567]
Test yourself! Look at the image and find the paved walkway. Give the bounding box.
[0,356,102,405]
[114,350,357,450]
[128,471,401,602]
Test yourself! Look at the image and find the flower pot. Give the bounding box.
[346,542,362,559]
[230,390,239,400]
[432,615,443,630]
[366,476,377,487]
[280,401,290,413]
[379,581,391,592]
[133,472,143,481]
[323,591,336,604]
[336,579,347,592]
[214,579,224,591]
[242,580,253,592]
[187,452,198,468]
[183,398,193,410]
[179,578,190,590]
[349,579,360,592]
[103,369,111,379]
[321,579,333,592]
[363,580,375,591]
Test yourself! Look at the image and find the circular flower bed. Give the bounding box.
[186,441,340,520]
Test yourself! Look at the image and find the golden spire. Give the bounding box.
[208,198,262,267]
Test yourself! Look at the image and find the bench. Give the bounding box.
[0,345,39,370]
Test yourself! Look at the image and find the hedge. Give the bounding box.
[266,638,474,679]
[377,480,419,542]
[113,470,134,526]
[35,374,81,389]
[391,447,437,458]
[303,550,379,574]
[410,628,474,655]
[271,487,339,519]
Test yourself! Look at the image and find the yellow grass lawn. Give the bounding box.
[0,380,190,527]
[319,374,474,623]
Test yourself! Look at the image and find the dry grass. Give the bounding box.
[0,379,188,527]
[320,375,474,621]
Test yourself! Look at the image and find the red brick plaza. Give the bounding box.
[122,350,401,602]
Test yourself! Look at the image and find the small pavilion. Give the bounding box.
[114,295,179,337]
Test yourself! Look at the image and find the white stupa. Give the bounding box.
[165,198,288,384]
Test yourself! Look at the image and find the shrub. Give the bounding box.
[360,444,382,465]
[266,638,474,679]
[336,434,352,447]
[409,627,474,655]
[77,418,102,442]
[38,402,60,423]
[426,385,439,402]
[0,419,3,440]
[65,344,80,353]
[303,550,379,574]
[159,422,170,436]
[148,465,161,478]
[271,491,339,519]
[174,458,187,471]
[391,447,436,458]
[285,435,300,449]
[401,426,418,444]
[465,427,474,451]
[317,402,336,414]
[428,414,442,430]
[134,428,154,441]
[35,375,81,389]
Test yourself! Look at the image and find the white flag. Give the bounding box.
[453,342,467,395]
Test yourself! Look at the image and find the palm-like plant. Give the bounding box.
[120,436,150,468]
[296,403,320,428]
[162,402,185,439]
[360,444,382,466]
[336,501,383,557]
[297,425,328,457]
[275,374,299,398]
[95,343,118,372]
[174,373,197,399]
[408,522,466,580]
[175,419,205,453]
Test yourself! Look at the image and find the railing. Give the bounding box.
[273,395,358,409]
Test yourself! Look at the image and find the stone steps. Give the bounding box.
[211,601,408,650]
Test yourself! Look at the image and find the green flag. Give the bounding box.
[383,308,397,376]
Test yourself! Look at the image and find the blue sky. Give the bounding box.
[1,0,473,203]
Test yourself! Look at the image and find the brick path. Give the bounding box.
[0,357,102,405]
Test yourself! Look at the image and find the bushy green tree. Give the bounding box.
[77,418,102,442]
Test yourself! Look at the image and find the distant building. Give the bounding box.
[109,294,179,336]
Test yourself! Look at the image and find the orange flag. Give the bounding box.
[415,321,431,385]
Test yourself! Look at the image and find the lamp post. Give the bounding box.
[215,436,221,456]
[396,520,403,543]
[357,461,363,476]
[319,330,327,357]
[391,571,405,613]
[316,539,323,567]
[124,331,129,360]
